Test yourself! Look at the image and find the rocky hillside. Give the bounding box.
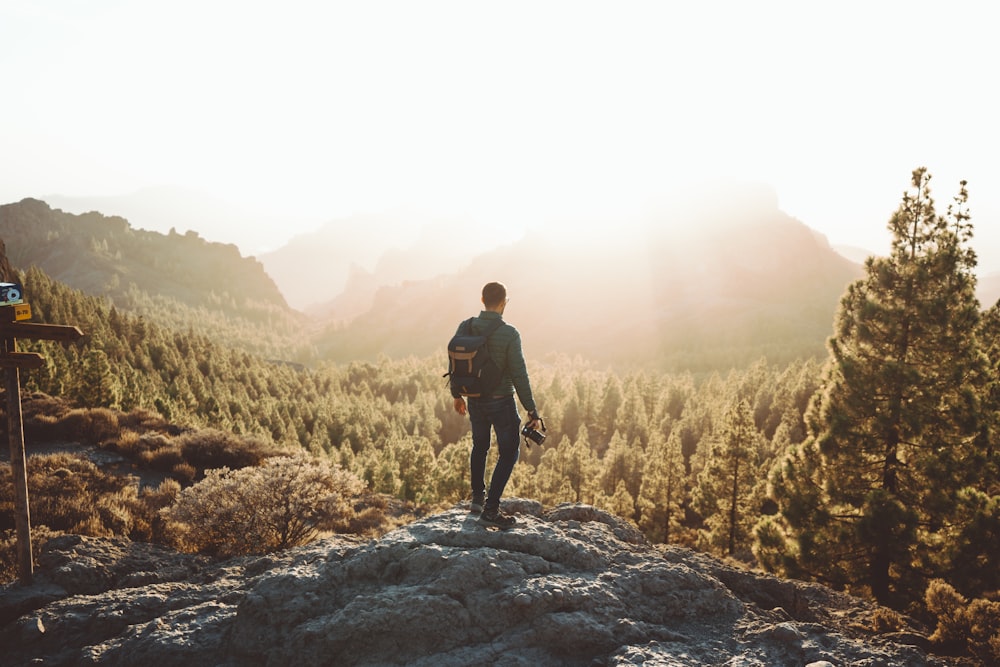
[0,199,308,358]
[1,502,962,666]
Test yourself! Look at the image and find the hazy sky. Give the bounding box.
[2,0,998,268]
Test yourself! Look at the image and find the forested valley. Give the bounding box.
[1,169,999,662]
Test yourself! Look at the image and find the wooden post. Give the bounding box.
[0,303,82,586]
[4,335,33,585]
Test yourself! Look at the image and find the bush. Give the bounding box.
[0,525,64,583]
[926,579,967,648]
[335,492,421,537]
[926,579,1000,663]
[57,408,121,444]
[118,408,173,434]
[175,428,279,472]
[18,395,174,443]
[135,479,182,543]
[162,454,365,558]
[170,462,197,484]
[20,392,72,441]
[0,454,140,536]
[142,446,185,472]
[106,427,275,481]
[871,607,906,633]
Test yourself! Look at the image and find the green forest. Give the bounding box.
[1,169,999,662]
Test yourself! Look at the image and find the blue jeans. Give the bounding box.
[468,395,520,512]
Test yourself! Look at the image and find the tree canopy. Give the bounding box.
[759,169,997,606]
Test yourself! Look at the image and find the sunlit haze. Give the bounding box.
[1,0,998,269]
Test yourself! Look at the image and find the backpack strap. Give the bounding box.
[482,318,505,376]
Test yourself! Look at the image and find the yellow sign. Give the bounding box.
[13,303,31,321]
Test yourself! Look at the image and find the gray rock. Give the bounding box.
[0,502,951,666]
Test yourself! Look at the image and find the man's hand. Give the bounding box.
[454,397,467,416]
[527,410,542,430]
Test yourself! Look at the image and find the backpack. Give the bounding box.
[444,317,503,398]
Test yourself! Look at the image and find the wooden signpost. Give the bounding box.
[1,290,83,585]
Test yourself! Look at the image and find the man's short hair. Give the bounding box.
[482,282,507,308]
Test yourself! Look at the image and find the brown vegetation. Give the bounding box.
[0,399,420,578]
[925,579,1000,664]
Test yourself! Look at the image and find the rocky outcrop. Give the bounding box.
[1,502,957,666]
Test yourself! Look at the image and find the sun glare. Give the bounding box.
[0,0,998,270]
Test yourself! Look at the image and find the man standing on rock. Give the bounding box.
[453,281,542,529]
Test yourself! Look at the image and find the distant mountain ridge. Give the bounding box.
[0,198,287,312]
[313,186,865,370]
[0,199,306,358]
[257,210,509,311]
[42,186,292,257]
[8,188,995,372]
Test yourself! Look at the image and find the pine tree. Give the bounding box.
[692,398,762,558]
[595,376,623,453]
[532,426,598,506]
[76,348,122,409]
[638,430,686,543]
[615,375,651,449]
[977,301,1000,471]
[762,169,989,605]
[600,431,643,521]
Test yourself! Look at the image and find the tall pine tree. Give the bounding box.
[761,169,989,605]
[638,430,687,543]
[692,398,762,558]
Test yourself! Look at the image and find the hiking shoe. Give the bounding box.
[470,493,485,514]
[478,508,516,529]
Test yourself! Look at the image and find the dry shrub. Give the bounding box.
[0,454,140,538]
[144,478,182,508]
[19,395,171,446]
[966,599,1000,664]
[136,479,183,543]
[58,408,121,444]
[927,579,968,648]
[0,525,64,584]
[131,436,182,473]
[70,514,113,537]
[162,454,365,558]
[0,531,18,583]
[20,392,72,441]
[336,493,422,537]
[926,579,1000,663]
[113,429,143,456]
[175,428,279,472]
[344,506,389,536]
[95,489,141,536]
[22,392,71,419]
[170,463,197,484]
[22,414,62,441]
[871,607,906,633]
[118,408,173,434]
[145,446,185,472]
[106,427,276,483]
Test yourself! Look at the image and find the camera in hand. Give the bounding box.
[521,423,546,446]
